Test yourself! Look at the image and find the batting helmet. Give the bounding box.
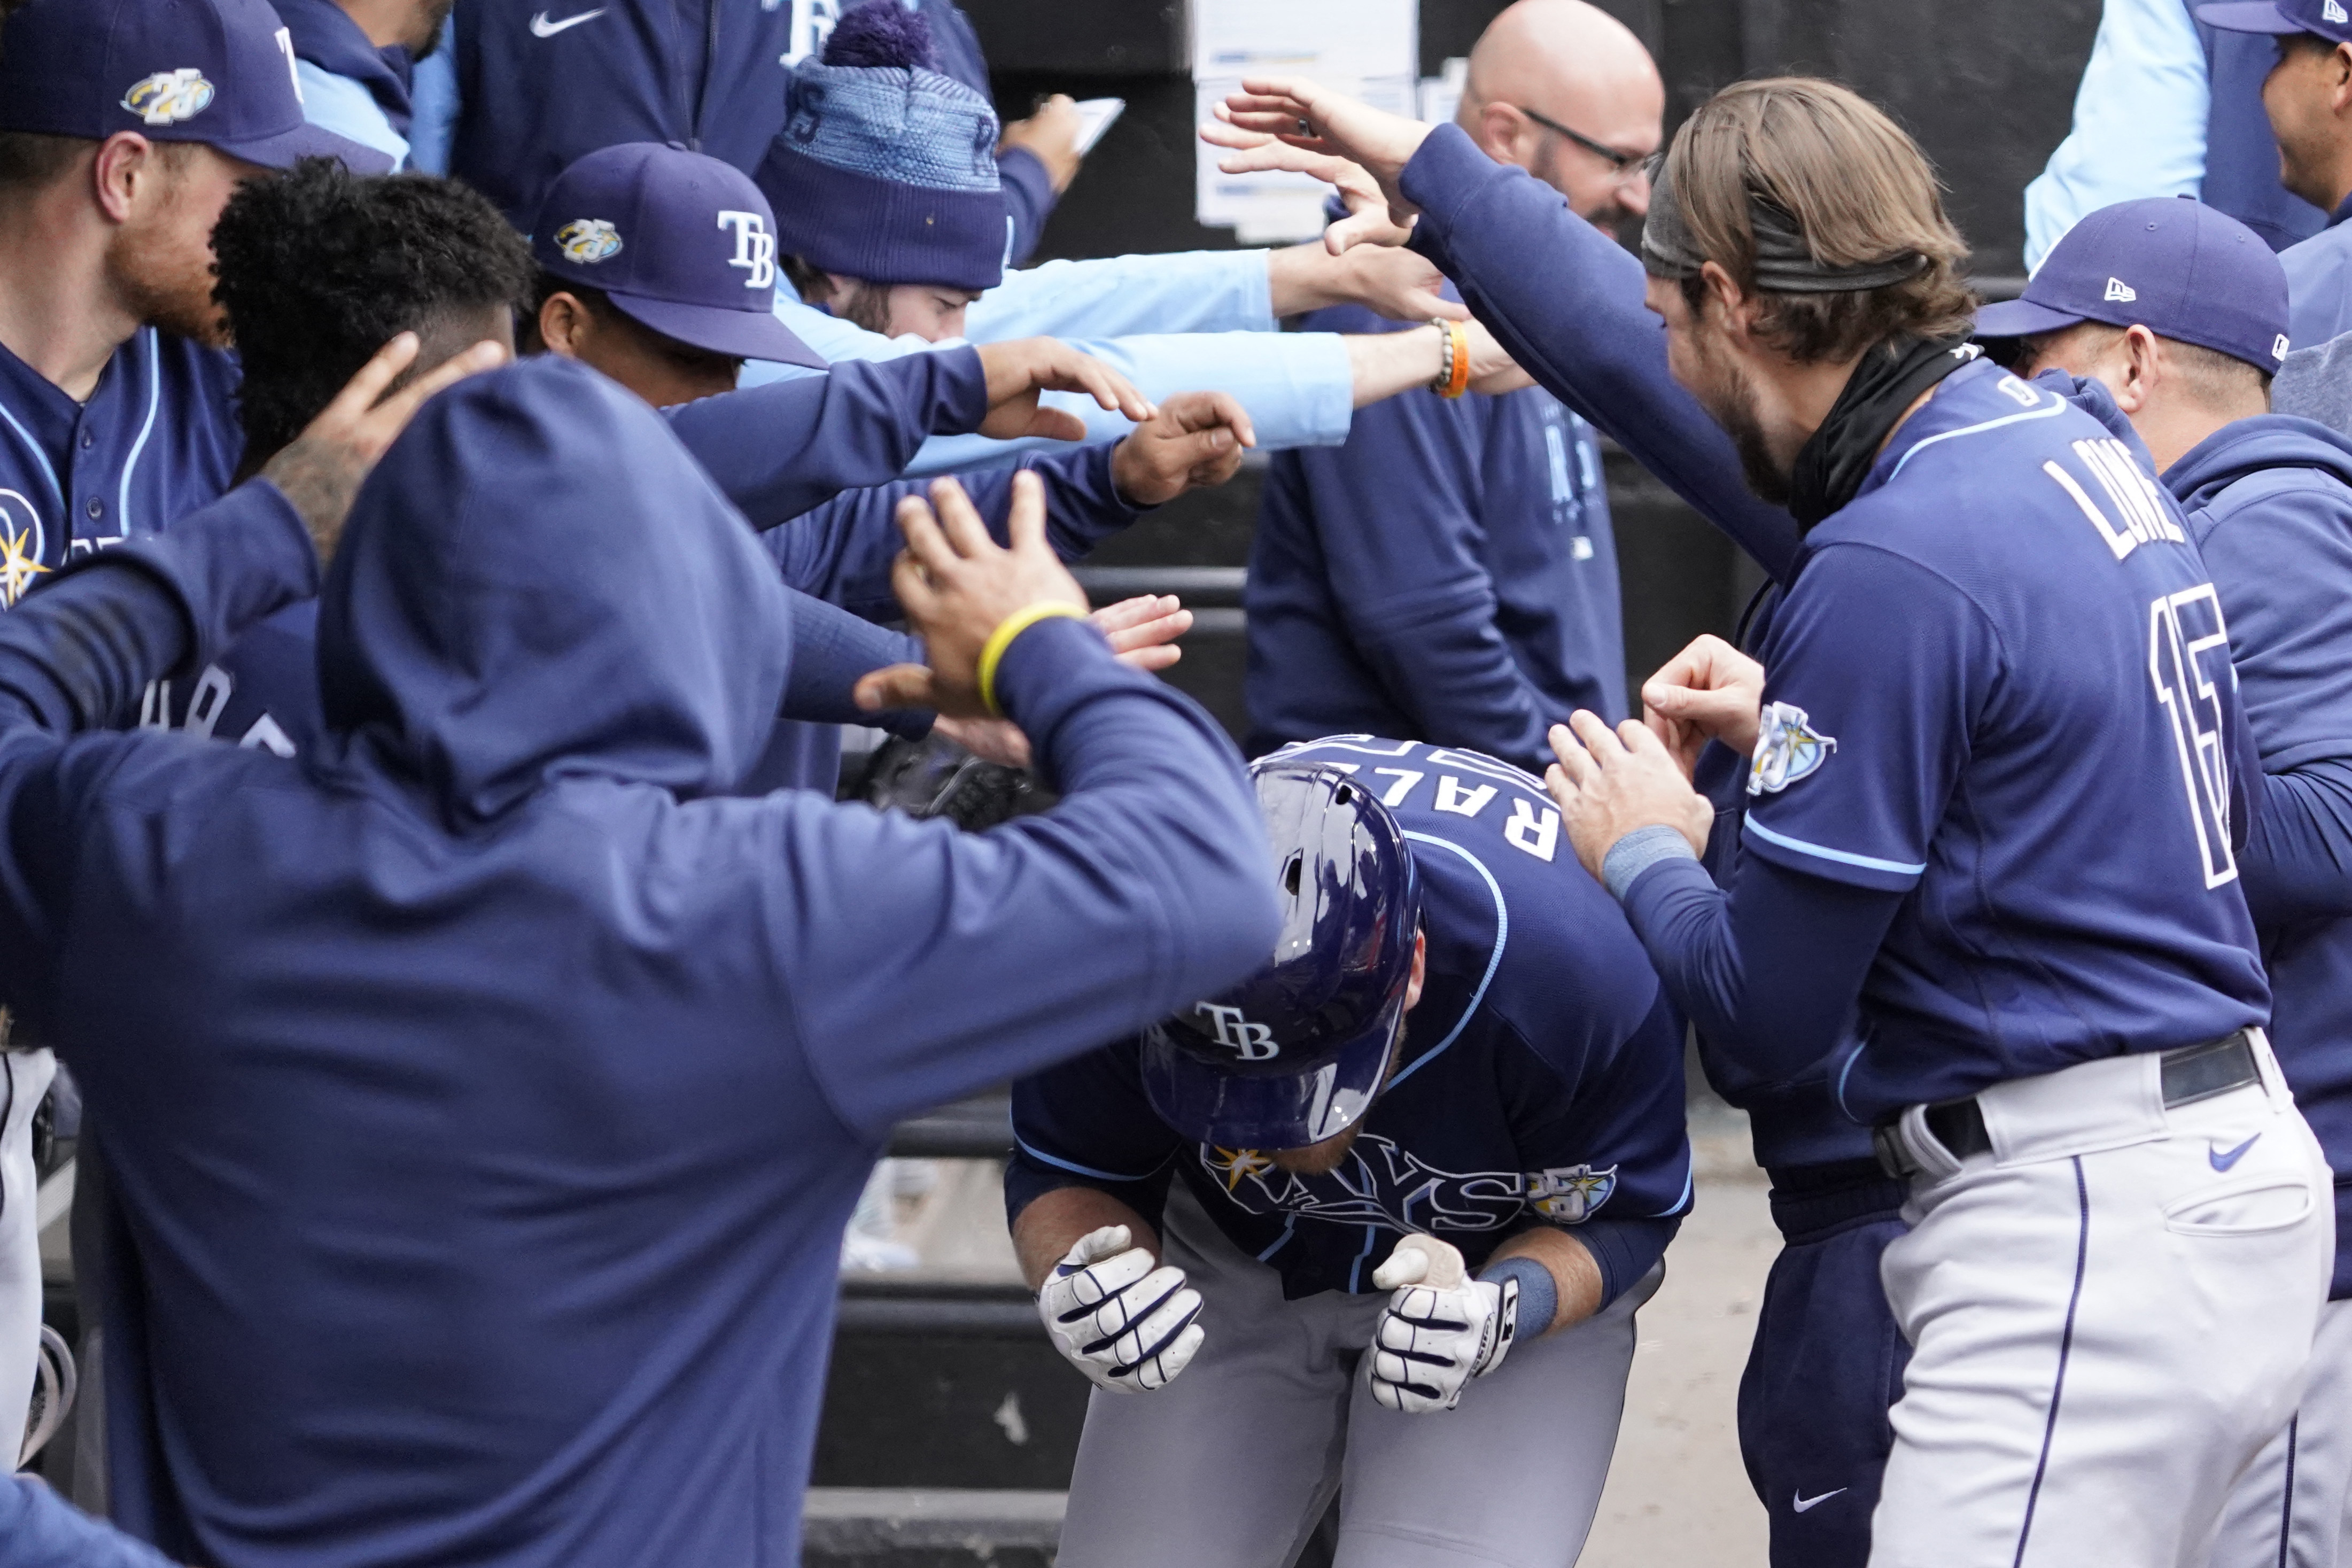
[1139,760,1423,1150]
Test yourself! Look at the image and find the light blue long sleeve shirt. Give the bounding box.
[406,20,459,177]
[742,265,1357,475]
[2022,0,2210,273]
[297,60,410,171]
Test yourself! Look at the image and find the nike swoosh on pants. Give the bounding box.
[2210,1135,2261,1173]
[1793,1489,1846,1513]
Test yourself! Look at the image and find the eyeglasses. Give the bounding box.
[1514,105,1651,183]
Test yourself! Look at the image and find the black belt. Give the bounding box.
[1874,1030,2258,1181]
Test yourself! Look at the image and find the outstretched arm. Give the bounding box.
[1206,84,1800,583]
[770,476,1282,1138]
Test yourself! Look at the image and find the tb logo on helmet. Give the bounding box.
[554,219,623,265]
[1196,1002,1280,1061]
[717,211,777,290]
[121,69,216,126]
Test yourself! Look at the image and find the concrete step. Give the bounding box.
[801,1486,1063,1568]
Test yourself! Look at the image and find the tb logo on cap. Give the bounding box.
[121,69,215,127]
[1196,1002,1280,1061]
[717,211,777,290]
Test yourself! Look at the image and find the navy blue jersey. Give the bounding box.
[1248,300,1624,775]
[1745,359,2268,1117]
[1007,736,1692,1302]
[448,0,800,228]
[0,330,242,604]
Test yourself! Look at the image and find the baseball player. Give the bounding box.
[0,341,1280,1564]
[0,0,389,1456]
[1985,200,2352,1568]
[1009,739,1691,1568]
[1215,71,2333,1563]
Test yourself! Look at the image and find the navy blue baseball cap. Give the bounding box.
[2196,0,2352,42]
[1975,197,2292,372]
[1139,762,1424,1151]
[0,0,391,172]
[532,143,826,369]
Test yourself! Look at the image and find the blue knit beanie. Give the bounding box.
[758,1,1008,293]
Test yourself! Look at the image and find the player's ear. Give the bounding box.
[537,292,587,359]
[1403,926,1428,1012]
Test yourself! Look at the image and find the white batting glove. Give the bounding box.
[1037,1225,1205,1394]
[1366,1233,1519,1414]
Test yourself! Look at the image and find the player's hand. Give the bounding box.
[999,94,1085,192]
[1367,1235,1516,1414]
[1205,78,1433,251]
[262,331,508,562]
[1546,709,1714,881]
[929,595,1191,767]
[1344,245,1469,322]
[1463,321,1534,395]
[1037,1224,1205,1393]
[1641,634,1767,774]
[975,338,1155,444]
[853,472,1090,719]
[1111,392,1256,506]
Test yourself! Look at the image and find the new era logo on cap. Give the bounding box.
[2277,333,2292,361]
[2105,277,2138,302]
[2328,0,2347,24]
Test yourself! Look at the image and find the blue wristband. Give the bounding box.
[1602,822,1699,902]
[1478,1254,1558,1341]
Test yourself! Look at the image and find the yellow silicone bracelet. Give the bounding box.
[976,602,1091,717]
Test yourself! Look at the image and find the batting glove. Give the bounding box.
[1365,1237,1519,1413]
[1037,1225,1205,1393]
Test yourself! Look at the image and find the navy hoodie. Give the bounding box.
[0,358,1279,1567]
[2166,411,2352,1294]
[274,0,414,135]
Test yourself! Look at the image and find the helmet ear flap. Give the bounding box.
[1283,850,1305,899]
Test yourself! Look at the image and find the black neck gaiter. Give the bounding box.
[1787,336,1980,531]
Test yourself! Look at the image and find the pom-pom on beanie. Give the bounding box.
[757,0,1007,293]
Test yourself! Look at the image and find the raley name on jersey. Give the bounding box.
[1199,1134,1614,1233]
[1270,738,1564,863]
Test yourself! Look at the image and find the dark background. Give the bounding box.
[950,0,2106,732]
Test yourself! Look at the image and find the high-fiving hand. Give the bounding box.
[853,471,1091,720]
[1204,77,1438,253]
[974,337,1155,443]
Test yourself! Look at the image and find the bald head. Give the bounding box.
[1459,0,1663,222]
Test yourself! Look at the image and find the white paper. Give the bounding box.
[1418,56,1468,127]
[1189,0,1417,237]
[1072,97,1125,157]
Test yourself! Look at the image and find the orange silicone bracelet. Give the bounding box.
[1441,320,1472,399]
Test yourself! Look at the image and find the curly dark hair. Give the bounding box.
[211,158,534,473]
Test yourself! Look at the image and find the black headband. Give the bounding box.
[1640,159,1929,295]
